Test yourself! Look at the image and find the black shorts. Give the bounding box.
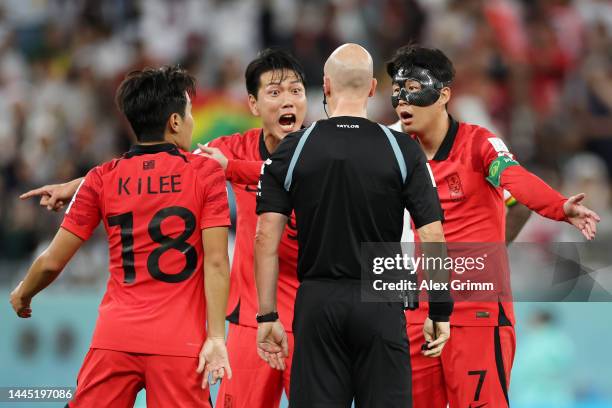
[290,280,411,408]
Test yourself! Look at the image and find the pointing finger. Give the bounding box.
[20,187,49,200]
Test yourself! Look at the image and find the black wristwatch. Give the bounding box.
[256,311,279,323]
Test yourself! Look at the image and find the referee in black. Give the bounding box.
[254,43,452,408]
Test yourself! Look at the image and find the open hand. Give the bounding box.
[256,321,289,370]
[196,337,232,389]
[564,193,600,240]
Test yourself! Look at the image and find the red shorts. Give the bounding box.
[68,348,210,408]
[408,324,515,408]
[216,323,294,408]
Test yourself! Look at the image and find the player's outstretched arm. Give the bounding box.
[481,136,600,240]
[19,177,84,212]
[254,212,289,371]
[9,228,84,318]
[197,226,232,389]
[499,166,600,240]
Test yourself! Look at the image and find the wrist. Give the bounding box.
[256,311,279,323]
[16,287,31,302]
[207,335,225,341]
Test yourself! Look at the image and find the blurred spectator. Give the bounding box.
[512,308,575,406]
[574,22,612,176]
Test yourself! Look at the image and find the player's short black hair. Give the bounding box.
[386,45,455,85]
[245,48,306,99]
[116,65,196,143]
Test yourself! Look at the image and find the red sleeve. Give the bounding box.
[500,166,567,221]
[198,160,231,229]
[61,168,103,240]
[477,130,568,222]
[206,134,240,160]
[225,159,264,185]
[478,131,514,171]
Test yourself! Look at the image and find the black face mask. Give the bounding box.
[391,66,449,108]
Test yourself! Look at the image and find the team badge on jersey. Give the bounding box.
[446,172,465,201]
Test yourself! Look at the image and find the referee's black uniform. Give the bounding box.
[256,116,444,408]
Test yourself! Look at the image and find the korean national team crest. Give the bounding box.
[446,172,465,201]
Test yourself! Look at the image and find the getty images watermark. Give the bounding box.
[371,252,495,292]
[361,242,612,303]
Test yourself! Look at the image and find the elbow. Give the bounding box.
[254,213,285,257]
[38,252,64,277]
[254,225,273,255]
[431,230,445,242]
[421,232,445,243]
[254,229,266,252]
[205,253,229,275]
[418,222,446,243]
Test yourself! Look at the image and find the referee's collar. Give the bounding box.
[125,143,187,161]
[259,125,307,160]
[431,115,459,161]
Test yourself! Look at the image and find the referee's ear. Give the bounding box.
[248,94,260,117]
[368,78,377,98]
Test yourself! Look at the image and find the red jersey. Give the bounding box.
[61,143,230,357]
[207,128,299,331]
[408,118,567,326]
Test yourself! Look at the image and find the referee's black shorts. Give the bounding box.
[289,279,411,408]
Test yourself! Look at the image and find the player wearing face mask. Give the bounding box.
[386,45,600,408]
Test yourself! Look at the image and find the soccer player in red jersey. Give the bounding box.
[21,48,307,408]
[10,66,232,408]
[196,48,306,408]
[386,46,600,408]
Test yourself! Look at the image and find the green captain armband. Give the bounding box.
[486,155,519,187]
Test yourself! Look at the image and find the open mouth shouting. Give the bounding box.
[399,110,413,125]
[278,113,297,132]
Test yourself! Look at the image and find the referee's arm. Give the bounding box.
[254,211,287,315]
[402,145,453,318]
[254,137,296,369]
[402,139,453,357]
[254,138,295,315]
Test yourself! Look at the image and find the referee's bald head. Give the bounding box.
[324,43,374,97]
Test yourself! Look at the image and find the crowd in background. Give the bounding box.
[1,0,612,405]
[1,0,611,264]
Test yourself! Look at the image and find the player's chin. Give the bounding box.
[402,122,418,134]
[280,126,297,136]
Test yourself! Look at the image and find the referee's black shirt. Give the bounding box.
[256,116,442,282]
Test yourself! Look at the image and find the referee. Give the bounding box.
[254,43,452,408]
